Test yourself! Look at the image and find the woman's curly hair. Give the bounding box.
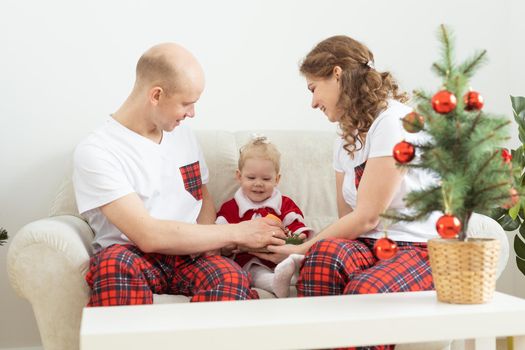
[300,35,408,157]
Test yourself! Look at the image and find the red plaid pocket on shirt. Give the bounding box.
[354,161,367,190]
[179,161,203,200]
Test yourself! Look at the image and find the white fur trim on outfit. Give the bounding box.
[292,226,313,236]
[233,188,283,217]
[215,216,229,225]
[282,212,314,236]
[282,212,304,227]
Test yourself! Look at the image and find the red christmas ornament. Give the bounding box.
[502,188,520,209]
[373,236,398,260]
[393,141,415,163]
[501,149,512,164]
[463,91,484,111]
[402,112,425,133]
[436,214,462,238]
[431,90,457,114]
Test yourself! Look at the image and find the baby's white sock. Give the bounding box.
[273,254,305,298]
[249,265,275,293]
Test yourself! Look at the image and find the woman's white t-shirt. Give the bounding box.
[333,99,440,242]
[73,117,209,252]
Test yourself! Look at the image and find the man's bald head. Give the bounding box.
[134,42,204,96]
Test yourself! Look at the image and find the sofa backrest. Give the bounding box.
[196,130,338,232]
[50,129,338,233]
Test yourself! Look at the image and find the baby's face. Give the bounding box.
[237,158,280,203]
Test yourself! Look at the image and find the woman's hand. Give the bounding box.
[251,242,308,264]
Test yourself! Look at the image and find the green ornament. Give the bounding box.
[402,112,425,133]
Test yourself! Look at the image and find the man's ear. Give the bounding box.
[149,87,163,106]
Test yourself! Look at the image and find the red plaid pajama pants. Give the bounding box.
[85,244,258,306]
[297,238,434,350]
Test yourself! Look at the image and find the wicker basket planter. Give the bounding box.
[427,238,500,304]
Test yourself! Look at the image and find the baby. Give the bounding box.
[215,136,312,297]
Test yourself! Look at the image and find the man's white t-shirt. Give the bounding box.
[73,117,209,252]
[333,99,440,242]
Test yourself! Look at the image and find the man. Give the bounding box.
[73,43,285,306]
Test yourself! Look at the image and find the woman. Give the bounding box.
[255,35,439,349]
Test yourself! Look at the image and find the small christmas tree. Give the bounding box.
[383,24,513,241]
[0,227,8,246]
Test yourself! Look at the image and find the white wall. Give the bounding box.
[1,0,524,347]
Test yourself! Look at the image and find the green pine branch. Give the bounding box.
[432,63,447,77]
[429,148,453,172]
[466,111,483,138]
[471,150,501,184]
[438,24,454,74]
[404,186,441,207]
[471,121,510,149]
[450,75,468,103]
[459,50,487,78]
[474,181,511,198]
[412,90,432,106]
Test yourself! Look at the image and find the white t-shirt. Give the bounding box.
[73,117,209,252]
[333,99,440,242]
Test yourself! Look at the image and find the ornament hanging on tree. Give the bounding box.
[393,141,415,163]
[373,235,398,260]
[436,214,462,238]
[463,90,484,111]
[431,90,457,114]
[402,112,425,133]
[501,148,512,164]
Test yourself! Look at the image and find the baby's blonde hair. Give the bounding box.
[238,136,281,173]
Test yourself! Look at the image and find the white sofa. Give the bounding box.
[7,129,509,350]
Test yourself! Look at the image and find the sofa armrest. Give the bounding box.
[7,215,94,350]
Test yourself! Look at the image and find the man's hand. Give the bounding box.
[234,217,286,250]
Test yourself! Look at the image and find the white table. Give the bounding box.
[80,291,525,350]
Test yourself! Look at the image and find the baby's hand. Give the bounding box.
[297,233,307,241]
[203,249,221,257]
[221,244,238,257]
